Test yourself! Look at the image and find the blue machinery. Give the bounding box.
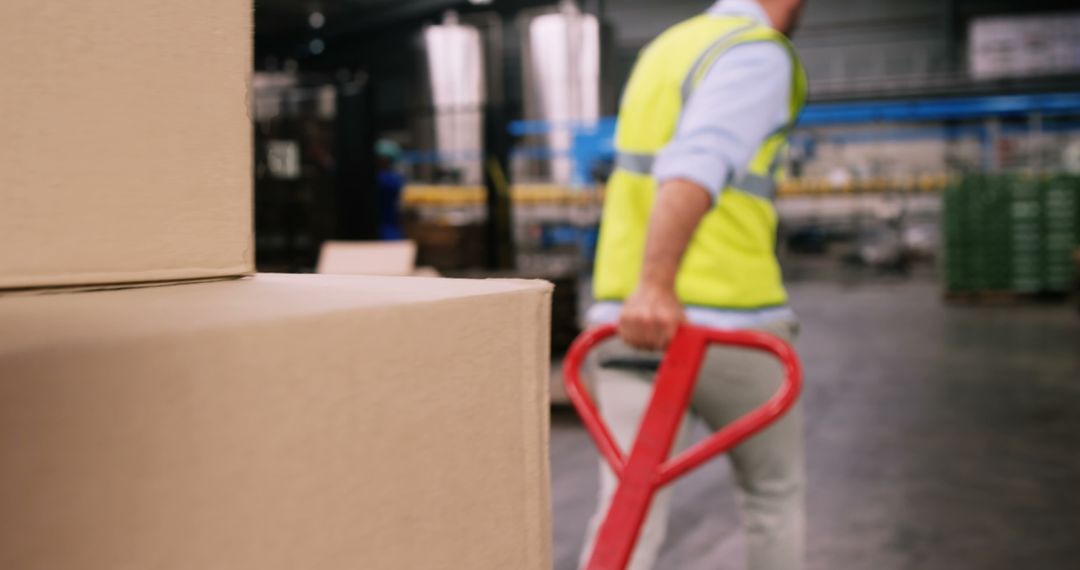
[505,92,1080,184]
[797,92,1080,125]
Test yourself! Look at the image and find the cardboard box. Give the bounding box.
[0,274,553,569]
[317,241,418,276]
[0,0,252,290]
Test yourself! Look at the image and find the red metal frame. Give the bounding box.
[563,324,802,570]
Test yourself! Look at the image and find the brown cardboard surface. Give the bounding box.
[0,274,553,569]
[0,0,252,289]
[317,240,418,276]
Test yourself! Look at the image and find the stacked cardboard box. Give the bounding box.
[944,174,1080,295]
[317,240,419,275]
[0,2,553,569]
[0,275,553,570]
[0,0,253,289]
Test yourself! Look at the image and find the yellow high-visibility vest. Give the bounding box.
[593,14,807,309]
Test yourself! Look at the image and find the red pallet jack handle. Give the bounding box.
[563,324,802,570]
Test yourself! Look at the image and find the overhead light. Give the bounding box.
[468,0,494,5]
[309,11,325,29]
[309,38,325,55]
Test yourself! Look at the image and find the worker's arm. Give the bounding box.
[618,179,711,350]
[618,42,793,351]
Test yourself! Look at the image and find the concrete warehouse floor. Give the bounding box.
[551,280,1080,570]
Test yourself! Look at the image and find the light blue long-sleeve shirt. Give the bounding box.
[588,0,797,330]
[652,0,793,200]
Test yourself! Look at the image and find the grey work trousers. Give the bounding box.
[578,320,804,570]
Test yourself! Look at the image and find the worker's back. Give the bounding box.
[592,14,806,310]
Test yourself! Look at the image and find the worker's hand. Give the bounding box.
[618,285,686,351]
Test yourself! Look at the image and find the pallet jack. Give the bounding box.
[563,324,802,570]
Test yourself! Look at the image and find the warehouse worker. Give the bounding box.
[375,139,406,241]
[581,0,807,569]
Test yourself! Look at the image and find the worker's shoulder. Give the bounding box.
[728,23,793,48]
[647,15,789,55]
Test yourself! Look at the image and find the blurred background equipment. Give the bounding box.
[253,71,377,271]
[424,10,487,186]
[944,174,1079,299]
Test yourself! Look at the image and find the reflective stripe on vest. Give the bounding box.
[680,21,758,102]
[614,151,655,175]
[615,151,777,200]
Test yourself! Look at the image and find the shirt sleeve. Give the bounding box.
[651,41,793,200]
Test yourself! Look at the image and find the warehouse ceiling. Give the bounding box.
[255,0,1080,79]
[256,0,468,38]
[254,0,571,64]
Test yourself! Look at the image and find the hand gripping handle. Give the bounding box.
[562,323,802,485]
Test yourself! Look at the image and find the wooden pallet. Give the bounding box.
[945,290,1020,305]
[1075,249,1080,314]
[945,289,1071,305]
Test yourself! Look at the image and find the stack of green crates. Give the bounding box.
[1043,176,1079,291]
[944,174,1080,294]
